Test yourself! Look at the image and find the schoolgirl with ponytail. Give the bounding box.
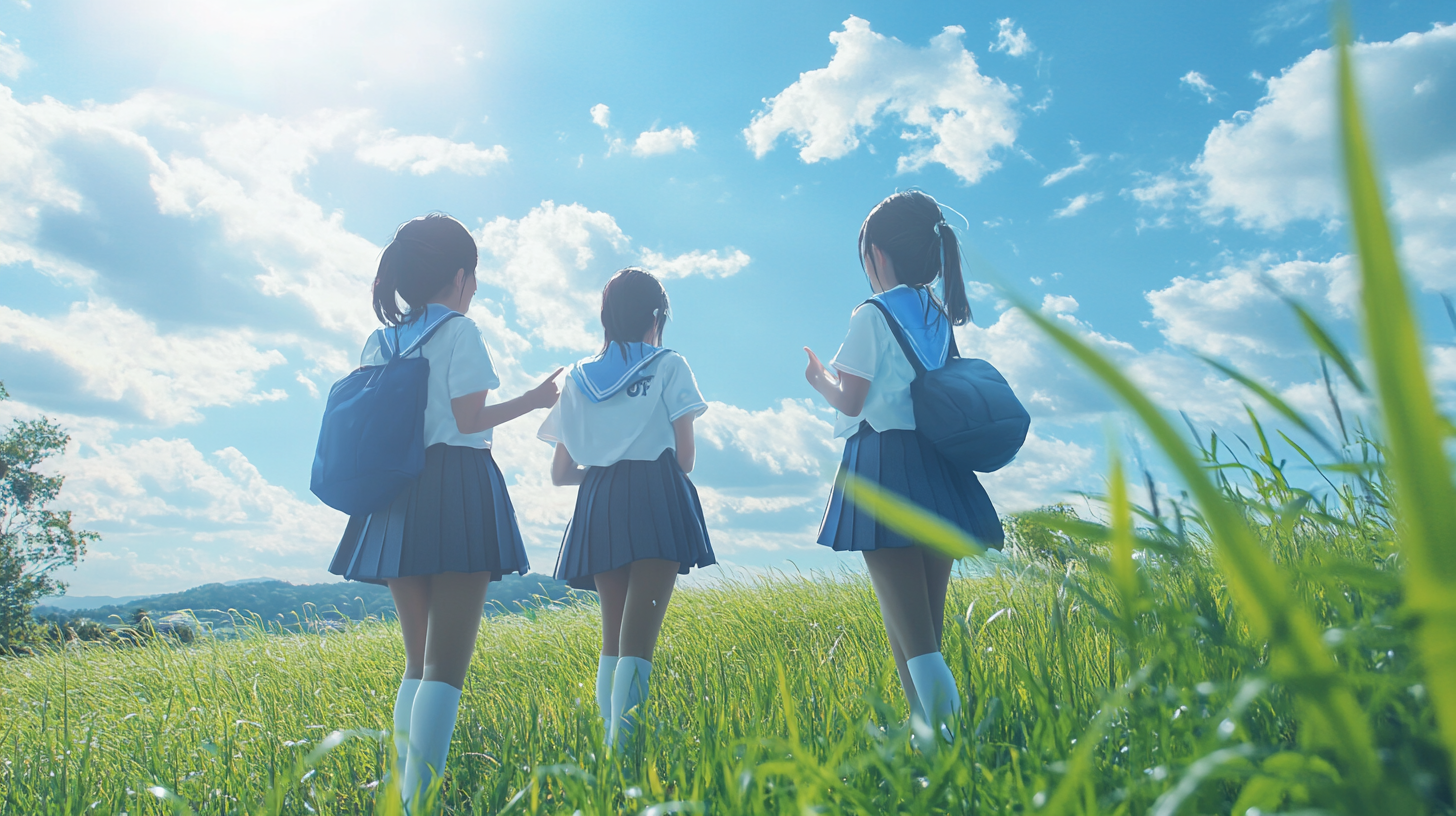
[538,268,715,750]
[803,191,1004,739]
[328,213,562,811]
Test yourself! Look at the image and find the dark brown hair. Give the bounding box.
[371,213,478,326]
[858,190,972,326]
[600,268,670,359]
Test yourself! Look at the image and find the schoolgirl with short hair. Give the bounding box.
[803,190,1005,737]
[538,267,715,749]
[327,213,562,810]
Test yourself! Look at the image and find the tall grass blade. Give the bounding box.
[1336,15,1456,782]
[1286,298,1368,394]
[1197,355,1338,455]
[1013,300,1383,799]
[838,474,983,558]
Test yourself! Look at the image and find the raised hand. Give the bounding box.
[804,347,835,389]
[525,368,565,410]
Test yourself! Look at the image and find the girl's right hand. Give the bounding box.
[804,347,834,389]
[525,368,565,410]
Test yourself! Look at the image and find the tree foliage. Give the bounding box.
[0,381,97,652]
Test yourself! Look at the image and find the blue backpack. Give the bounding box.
[864,299,1029,473]
[310,311,461,516]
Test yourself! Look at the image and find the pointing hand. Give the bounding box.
[526,368,565,410]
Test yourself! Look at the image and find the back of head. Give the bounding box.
[600,268,670,357]
[372,213,479,326]
[859,190,972,326]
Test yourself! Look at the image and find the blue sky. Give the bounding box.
[1,0,1453,596]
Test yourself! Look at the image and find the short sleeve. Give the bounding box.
[537,401,563,444]
[829,305,886,381]
[445,320,501,398]
[659,353,708,421]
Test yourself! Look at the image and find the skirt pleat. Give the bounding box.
[328,444,529,585]
[816,422,1004,552]
[554,449,716,590]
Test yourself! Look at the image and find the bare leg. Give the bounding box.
[864,547,962,734]
[422,571,493,689]
[594,565,630,658]
[884,615,920,718]
[863,548,939,659]
[924,549,954,649]
[399,570,492,807]
[617,559,680,660]
[386,576,431,773]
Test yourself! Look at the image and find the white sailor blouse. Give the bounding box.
[538,342,708,467]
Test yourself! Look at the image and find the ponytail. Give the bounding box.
[935,219,971,326]
[860,190,973,327]
[371,213,478,326]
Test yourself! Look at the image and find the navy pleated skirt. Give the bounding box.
[554,449,716,591]
[329,444,530,585]
[818,422,1004,552]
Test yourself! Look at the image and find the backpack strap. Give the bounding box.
[862,299,926,379]
[380,311,463,361]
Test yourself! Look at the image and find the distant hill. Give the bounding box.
[39,594,149,611]
[33,573,583,629]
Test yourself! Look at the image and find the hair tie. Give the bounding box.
[932,219,949,238]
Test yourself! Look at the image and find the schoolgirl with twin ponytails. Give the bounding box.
[539,268,715,749]
[319,214,561,811]
[804,190,1009,738]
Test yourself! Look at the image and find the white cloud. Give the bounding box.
[0,30,28,78]
[53,435,343,589]
[696,398,839,476]
[1041,294,1079,314]
[474,201,628,352]
[590,103,611,129]
[0,300,288,425]
[1043,139,1096,186]
[978,431,1096,512]
[1125,172,1188,209]
[355,130,508,176]
[632,125,697,156]
[1192,24,1456,287]
[744,16,1019,184]
[1145,255,1358,367]
[476,201,754,351]
[1054,192,1103,218]
[1180,70,1219,103]
[639,247,751,279]
[989,18,1033,57]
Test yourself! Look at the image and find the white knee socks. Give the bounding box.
[392,678,421,770]
[402,681,463,808]
[596,655,618,723]
[906,652,961,737]
[609,656,652,748]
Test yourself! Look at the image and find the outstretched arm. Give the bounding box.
[452,368,563,435]
[552,443,586,486]
[804,347,870,417]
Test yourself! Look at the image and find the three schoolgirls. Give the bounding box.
[330,192,1002,809]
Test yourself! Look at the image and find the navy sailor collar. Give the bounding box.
[570,342,672,403]
[870,285,950,370]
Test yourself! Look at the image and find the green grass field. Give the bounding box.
[0,514,1448,815]
[3,23,1455,816]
